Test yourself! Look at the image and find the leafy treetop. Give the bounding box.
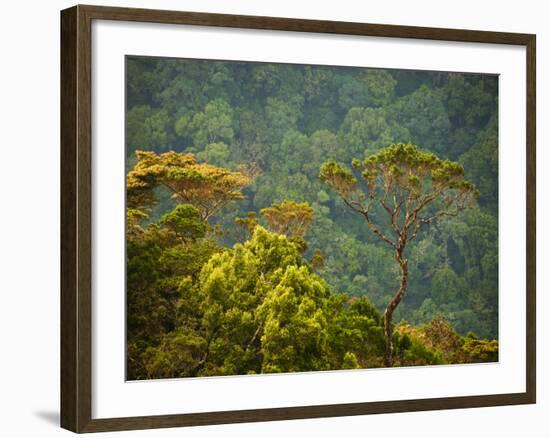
[320,143,478,367]
[127,150,251,220]
[260,200,314,238]
[320,143,479,250]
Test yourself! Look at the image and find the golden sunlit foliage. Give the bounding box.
[127,150,251,220]
[260,200,314,237]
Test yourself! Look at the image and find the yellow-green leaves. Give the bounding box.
[319,159,358,197]
[127,150,251,220]
[321,143,478,224]
[260,200,314,238]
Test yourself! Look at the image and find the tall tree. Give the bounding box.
[320,143,478,366]
[127,150,250,221]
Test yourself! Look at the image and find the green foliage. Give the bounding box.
[361,70,397,107]
[125,57,499,378]
[159,204,207,241]
[127,105,171,153]
[327,296,386,368]
[396,317,498,366]
[342,352,360,369]
[196,142,230,167]
[431,266,467,306]
[265,97,301,144]
[190,98,234,148]
[455,333,499,363]
[319,160,357,196]
[389,85,451,155]
[339,107,409,160]
[460,115,498,212]
[400,336,444,366]
[258,264,332,373]
[126,206,219,379]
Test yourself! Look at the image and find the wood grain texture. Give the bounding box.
[60,4,537,433]
[79,3,534,44]
[61,5,93,432]
[80,393,534,433]
[60,5,78,432]
[525,34,536,404]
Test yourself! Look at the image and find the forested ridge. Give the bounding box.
[126,56,499,379]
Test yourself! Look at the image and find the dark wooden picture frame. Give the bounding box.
[61,4,536,433]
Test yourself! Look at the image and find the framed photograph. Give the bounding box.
[60,4,536,433]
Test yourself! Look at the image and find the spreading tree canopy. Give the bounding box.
[127,150,251,220]
[320,143,478,366]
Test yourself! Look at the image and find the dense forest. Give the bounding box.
[126,56,499,379]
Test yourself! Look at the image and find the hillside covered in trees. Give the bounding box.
[126,56,499,379]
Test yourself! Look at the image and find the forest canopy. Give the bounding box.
[126,56,499,379]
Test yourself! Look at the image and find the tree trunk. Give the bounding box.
[383,251,408,367]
